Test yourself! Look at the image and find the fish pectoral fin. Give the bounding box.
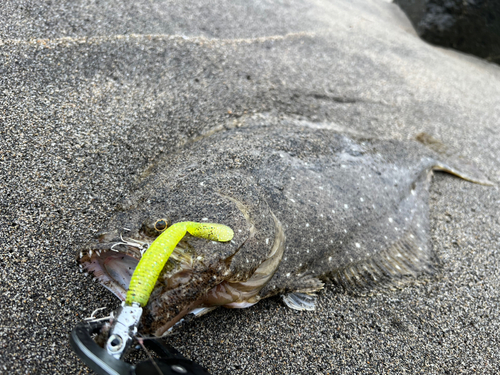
[189,306,218,317]
[282,292,317,311]
[259,271,324,300]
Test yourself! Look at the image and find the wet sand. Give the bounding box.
[1,0,500,373]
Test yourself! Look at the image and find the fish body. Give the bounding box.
[79,120,489,336]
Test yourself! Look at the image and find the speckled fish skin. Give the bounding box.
[79,120,489,336]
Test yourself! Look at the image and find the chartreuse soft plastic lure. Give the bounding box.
[125,221,234,307]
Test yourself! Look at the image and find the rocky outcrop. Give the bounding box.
[395,0,500,64]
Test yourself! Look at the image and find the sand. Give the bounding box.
[1,0,500,373]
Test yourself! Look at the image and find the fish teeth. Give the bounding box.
[89,250,93,258]
[79,251,83,259]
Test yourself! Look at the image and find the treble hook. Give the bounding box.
[110,228,150,255]
[84,307,114,322]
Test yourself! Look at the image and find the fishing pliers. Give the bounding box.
[70,303,211,375]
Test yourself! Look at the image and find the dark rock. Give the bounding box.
[395,0,500,64]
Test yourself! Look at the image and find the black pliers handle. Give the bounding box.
[70,320,211,375]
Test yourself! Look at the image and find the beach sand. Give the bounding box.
[1,0,499,373]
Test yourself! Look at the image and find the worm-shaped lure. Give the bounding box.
[125,221,234,307]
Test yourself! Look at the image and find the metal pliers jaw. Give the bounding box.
[70,304,211,375]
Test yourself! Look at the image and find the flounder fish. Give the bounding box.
[78,121,490,336]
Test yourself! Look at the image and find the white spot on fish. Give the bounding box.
[329,257,332,261]
[306,223,310,227]
[388,218,393,223]
[319,186,324,190]
[286,273,291,277]
[290,198,296,203]
[355,243,361,248]
[202,218,208,221]
[344,204,349,209]
[266,238,269,245]
[360,197,364,202]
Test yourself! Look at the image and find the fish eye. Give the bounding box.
[141,218,168,237]
[154,219,168,232]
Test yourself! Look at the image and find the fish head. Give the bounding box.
[78,183,283,336]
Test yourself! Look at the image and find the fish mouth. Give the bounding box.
[78,229,209,304]
[78,212,286,336]
[78,234,148,302]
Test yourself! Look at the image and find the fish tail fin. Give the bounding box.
[415,132,493,185]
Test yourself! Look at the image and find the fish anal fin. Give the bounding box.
[331,229,435,294]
